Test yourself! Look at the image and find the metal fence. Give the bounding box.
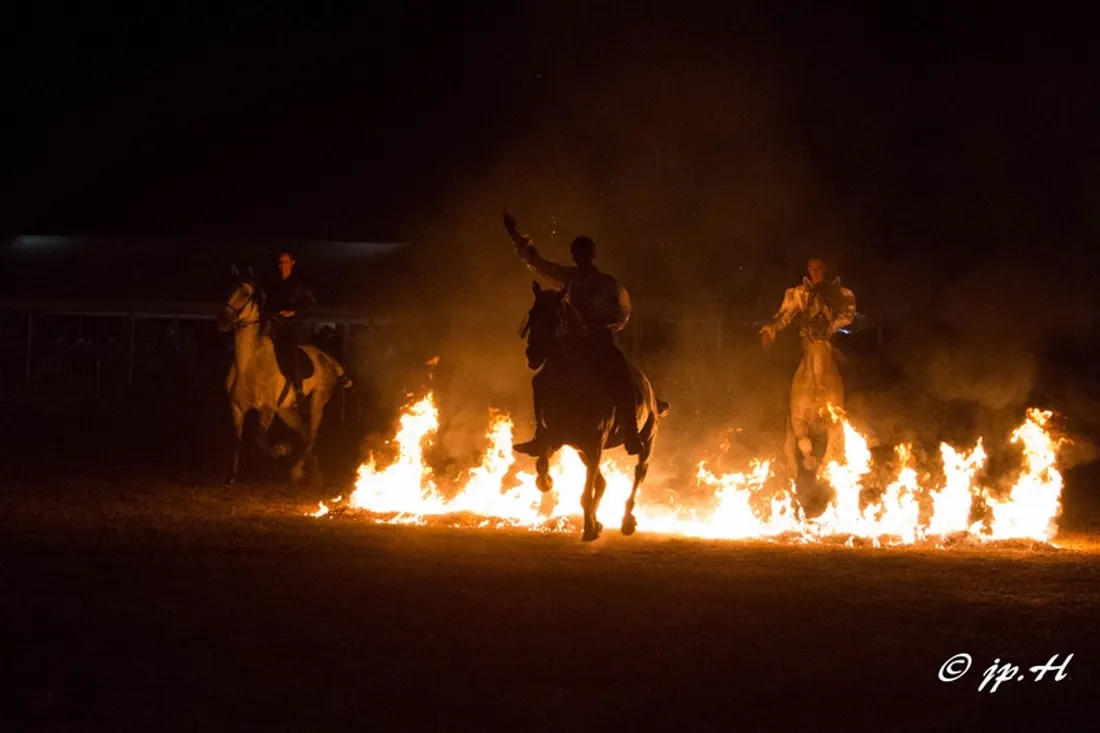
[0,301,399,419]
[0,298,882,413]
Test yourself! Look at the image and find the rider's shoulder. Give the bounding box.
[598,271,620,286]
[787,281,811,298]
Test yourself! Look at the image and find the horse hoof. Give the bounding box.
[582,529,600,542]
[621,515,637,536]
[595,520,603,534]
[536,474,554,493]
[273,443,292,458]
[223,476,236,487]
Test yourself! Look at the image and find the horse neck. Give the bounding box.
[800,339,835,377]
[544,324,598,391]
[232,313,271,372]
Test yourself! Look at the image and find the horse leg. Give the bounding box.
[791,415,816,472]
[226,404,246,486]
[253,407,280,459]
[623,418,654,536]
[580,444,603,542]
[823,419,845,468]
[782,417,798,479]
[592,469,607,536]
[290,389,327,484]
[782,419,806,520]
[535,449,554,494]
[277,404,310,483]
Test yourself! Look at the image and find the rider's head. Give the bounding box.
[807,258,827,285]
[277,251,295,281]
[570,236,597,270]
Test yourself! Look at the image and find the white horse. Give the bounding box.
[783,339,846,477]
[781,281,851,481]
[217,269,350,484]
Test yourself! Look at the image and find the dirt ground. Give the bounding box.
[1,476,1098,733]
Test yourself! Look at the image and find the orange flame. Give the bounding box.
[316,393,1069,546]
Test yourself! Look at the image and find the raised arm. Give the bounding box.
[503,211,571,289]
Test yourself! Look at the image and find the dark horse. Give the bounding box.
[520,281,670,541]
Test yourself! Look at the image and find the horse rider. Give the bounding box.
[503,211,644,456]
[760,257,856,350]
[266,250,317,404]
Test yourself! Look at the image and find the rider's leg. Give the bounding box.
[514,372,549,456]
[588,331,643,455]
[609,350,643,455]
[275,327,305,403]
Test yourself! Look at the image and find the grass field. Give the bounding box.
[2,476,1099,732]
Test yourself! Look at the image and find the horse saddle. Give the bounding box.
[275,345,316,383]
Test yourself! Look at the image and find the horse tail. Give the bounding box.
[332,359,353,389]
[656,399,670,417]
[312,348,353,389]
[328,356,352,388]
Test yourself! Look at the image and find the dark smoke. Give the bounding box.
[355,12,1100,502]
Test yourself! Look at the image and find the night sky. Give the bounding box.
[4,1,1100,500]
[3,3,1100,315]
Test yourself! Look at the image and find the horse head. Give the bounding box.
[217,268,265,332]
[804,277,844,342]
[519,280,574,371]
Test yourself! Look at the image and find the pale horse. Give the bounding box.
[774,278,856,478]
[216,268,350,484]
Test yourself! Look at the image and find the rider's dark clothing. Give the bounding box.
[515,238,641,452]
[266,273,316,396]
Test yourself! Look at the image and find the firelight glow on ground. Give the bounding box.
[311,392,1068,547]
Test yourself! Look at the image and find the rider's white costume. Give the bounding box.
[760,276,856,343]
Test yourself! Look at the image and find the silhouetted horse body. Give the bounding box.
[217,272,349,484]
[521,282,669,541]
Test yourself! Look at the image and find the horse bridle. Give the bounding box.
[224,285,262,331]
[528,292,586,367]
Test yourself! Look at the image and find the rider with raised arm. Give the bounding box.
[504,212,643,456]
[760,257,856,350]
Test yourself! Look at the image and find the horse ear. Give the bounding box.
[247,265,255,280]
[532,280,542,295]
[230,264,239,277]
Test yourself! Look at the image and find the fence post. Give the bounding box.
[96,359,101,400]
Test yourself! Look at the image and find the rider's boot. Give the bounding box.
[513,424,549,457]
[514,378,548,456]
[614,372,643,455]
[621,413,643,455]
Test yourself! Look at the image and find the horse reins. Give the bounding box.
[224,286,262,331]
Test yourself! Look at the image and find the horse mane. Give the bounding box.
[519,289,573,341]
